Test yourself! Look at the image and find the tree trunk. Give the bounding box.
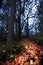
[26,14,29,38]
[18,0,21,40]
[7,0,16,46]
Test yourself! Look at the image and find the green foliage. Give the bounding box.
[0,45,6,50]
[0,41,25,61]
[13,41,25,54]
[35,34,43,40]
[7,54,16,61]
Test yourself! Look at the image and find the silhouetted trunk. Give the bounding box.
[39,1,43,34]
[26,15,29,38]
[18,0,21,40]
[7,0,16,46]
[0,0,2,8]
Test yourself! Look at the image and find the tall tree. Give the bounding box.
[7,0,16,46]
[18,0,21,40]
[38,0,43,34]
[16,0,24,40]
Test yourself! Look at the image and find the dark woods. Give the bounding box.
[0,0,2,8]
[0,0,43,46]
[0,0,43,65]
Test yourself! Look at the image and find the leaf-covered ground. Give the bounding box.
[0,39,43,65]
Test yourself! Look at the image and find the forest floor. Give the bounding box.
[0,38,43,65]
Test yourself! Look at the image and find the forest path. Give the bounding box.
[0,38,43,65]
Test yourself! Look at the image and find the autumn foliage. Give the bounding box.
[0,39,43,65]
